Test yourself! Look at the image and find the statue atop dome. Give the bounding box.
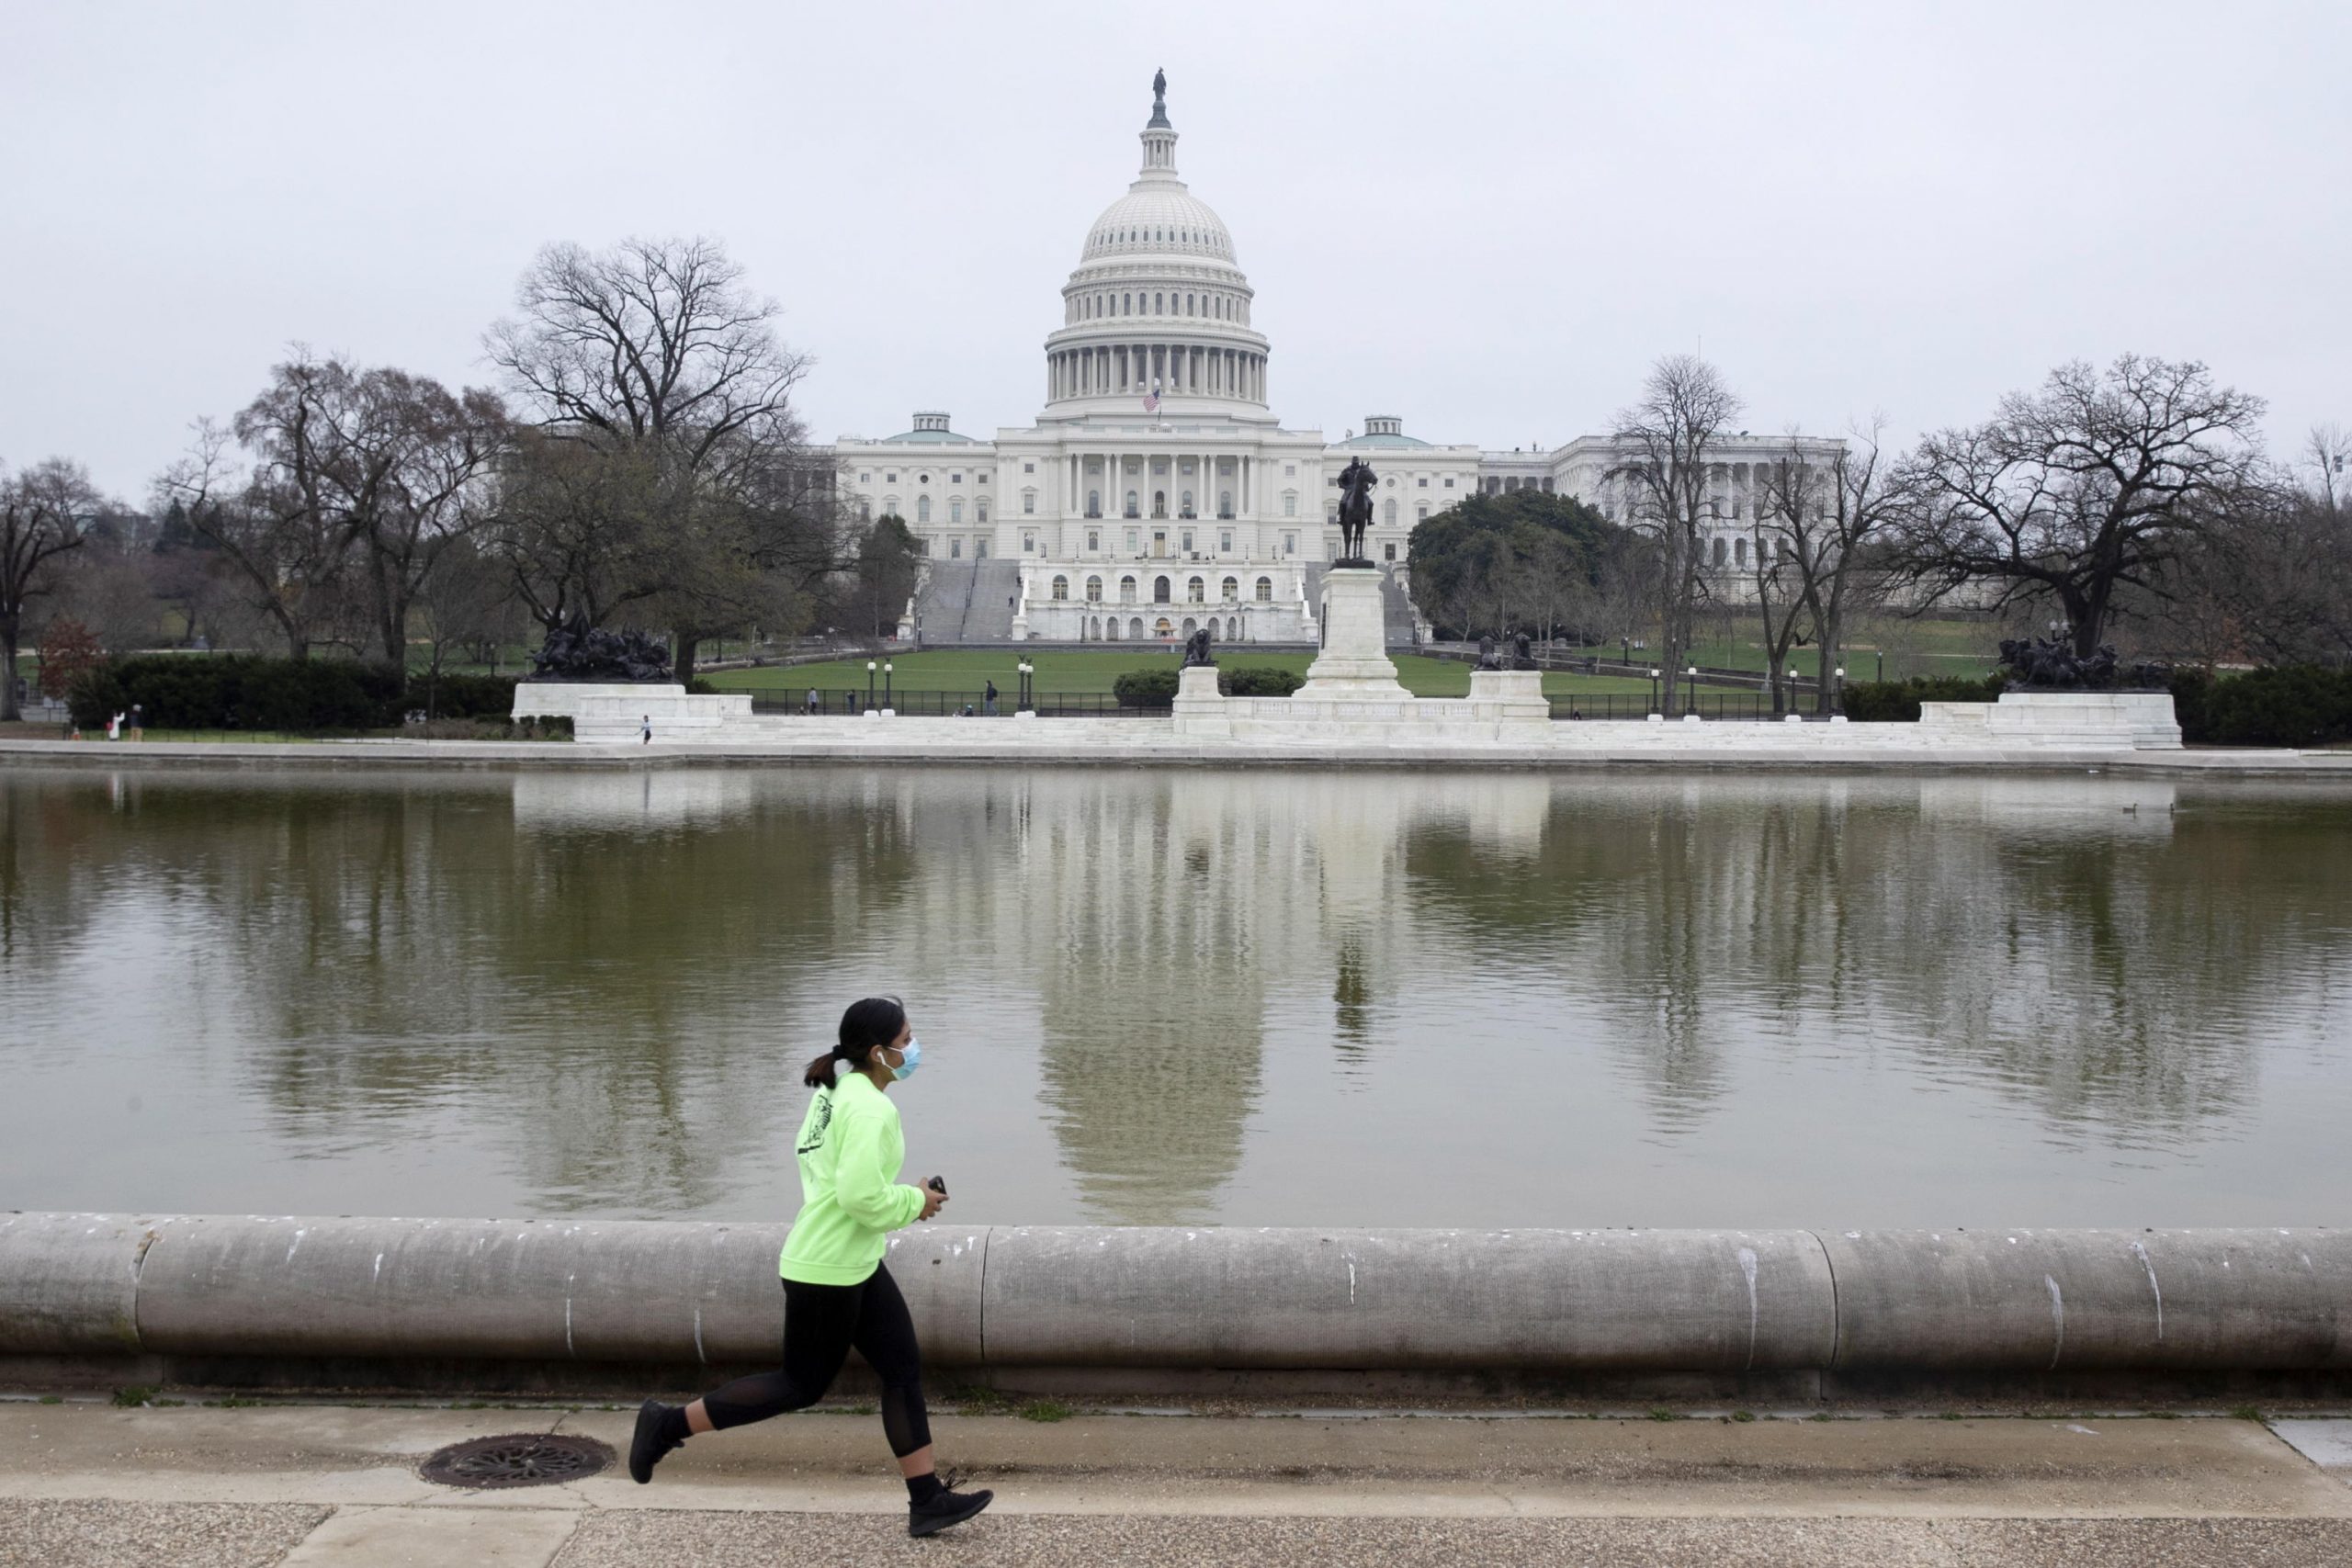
[1148,68,1170,129]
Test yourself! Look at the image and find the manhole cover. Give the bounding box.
[420,1433,614,1489]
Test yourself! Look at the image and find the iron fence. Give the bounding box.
[751,690,1169,717]
[1547,692,1833,722]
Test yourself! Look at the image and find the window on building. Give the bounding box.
[1417,476,1428,488]
[1125,491,1139,518]
[883,495,899,516]
[1735,537,1747,566]
[918,496,931,523]
[950,499,963,525]
[951,472,963,484]
[1218,529,1232,552]
[1417,503,1429,522]
[1181,492,1194,520]
[1086,489,1101,517]
[1383,499,1396,525]
[1023,533,1036,553]
[1384,542,1396,561]
[1125,527,1139,551]
[1023,462,1035,473]
[948,536,959,558]
[976,538,989,558]
[1086,528,1100,551]
[1443,476,1454,488]
[1086,575,1102,602]
[1051,576,1069,601]
[1255,576,1272,602]
[1218,491,1232,519]
[1282,491,1297,517]
[1220,576,1238,601]
[1153,575,1171,602]
[860,472,871,483]
[858,499,873,522]
[1713,537,1728,566]
[919,473,929,485]
[1022,489,1036,514]
[1119,576,1136,603]
[1284,464,1296,476]
[1186,576,1204,603]
[1282,533,1296,555]
[977,500,989,523]
[979,471,989,484]
[1181,529,1193,552]
[915,536,930,556]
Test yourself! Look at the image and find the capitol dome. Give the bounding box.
[1081,187,1236,265]
[1041,72,1272,422]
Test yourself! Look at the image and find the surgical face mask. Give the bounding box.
[887,1036,922,1081]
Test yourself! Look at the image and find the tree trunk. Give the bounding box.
[673,631,699,686]
[0,624,21,723]
[1816,606,1843,715]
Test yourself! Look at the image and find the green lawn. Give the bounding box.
[1560,615,1998,682]
[706,650,1668,699]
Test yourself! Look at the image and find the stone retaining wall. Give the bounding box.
[5,1215,2344,1398]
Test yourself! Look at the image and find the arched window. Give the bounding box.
[1180,490,1194,518]
[1153,575,1171,602]
[1123,293,1130,314]
[883,495,899,516]
[1106,617,1121,640]
[1155,617,1172,638]
[1154,293,1162,313]
[1225,616,1238,640]
[1119,575,1136,604]
[1132,617,1148,639]
[1085,575,1102,602]
[917,496,931,523]
[1087,489,1101,518]
[1089,615,1101,638]
[1712,536,1729,566]
[977,500,989,524]
[1735,537,1747,566]
[1255,576,1272,602]
[1186,576,1204,603]
[1182,617,1197,637]
[1220,576,1238,601]
[1383,499,1396,525]
[1125,490,1138,518]
[1152,490,1166,518]
[1086,529,1099,551]
[1218,490,1232,518]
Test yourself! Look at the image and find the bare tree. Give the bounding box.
[1756,422,1902,711]
[154,417,359,659]
[1,458,104,721]
[486,237,834,680]
[1889,355,2267,658]
[1611,355,1743,715]
[2306,423,2349,516]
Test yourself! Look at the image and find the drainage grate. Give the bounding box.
[420,1432,614,1489]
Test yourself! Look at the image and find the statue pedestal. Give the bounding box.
[1296,567,1401,694]
[1171,663,1229,736]
[1466,669,1548,723]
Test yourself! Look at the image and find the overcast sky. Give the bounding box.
[5,0,2346,502]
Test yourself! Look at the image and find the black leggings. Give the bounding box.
[697,1263,932,1458]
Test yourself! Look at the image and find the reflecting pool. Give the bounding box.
[4,764,2347,1228]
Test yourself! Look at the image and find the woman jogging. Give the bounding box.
[629,997,993,1539]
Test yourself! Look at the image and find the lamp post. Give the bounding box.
[1621,634,1630,667]
[1788,665,1800,716]
[1833,665,1845,716]
[1876,650,1884,682]
[1017,659,1035,713]
[865,660,876,712]
[1649,667,1661,714]
[1686,664,1699,716]
[883,660,893,712]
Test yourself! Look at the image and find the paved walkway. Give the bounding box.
[2,1401,2348,1565]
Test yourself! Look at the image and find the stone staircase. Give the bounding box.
[1378,566,1419,649]
[915,558,1023,644]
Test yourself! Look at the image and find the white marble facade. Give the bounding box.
[834,75,1844,640]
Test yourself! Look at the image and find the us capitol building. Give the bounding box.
[835,73,1831,645]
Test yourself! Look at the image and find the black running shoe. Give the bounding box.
[628,1398,684,1484]
[908,1480,994,1537]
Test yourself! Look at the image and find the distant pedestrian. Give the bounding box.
[107,712,123,741]
[983,681,998,716]
[628,998,992,1539]
[807,687,820,715]
[641,715,652,744]
[129,705,144,741]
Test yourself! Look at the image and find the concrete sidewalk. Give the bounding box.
[3,1401,2350,1565]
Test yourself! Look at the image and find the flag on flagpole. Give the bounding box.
[1142,389,1159,413]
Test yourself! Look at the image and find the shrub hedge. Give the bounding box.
[1221,666,1305,696]
[1838,674,2005,722]
[1112,668,1181,707]
[70,656,408,732]
[2172,665,2352,747]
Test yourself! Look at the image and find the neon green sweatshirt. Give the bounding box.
[778,1069,926,1285]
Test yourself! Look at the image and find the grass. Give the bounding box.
[705,650,1675,700]
[111,1385,158,1407]
[1016,1399,1076,1424]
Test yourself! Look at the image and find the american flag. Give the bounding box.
[1142,389,1159,413]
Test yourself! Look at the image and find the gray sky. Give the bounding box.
[5,0,2346,502]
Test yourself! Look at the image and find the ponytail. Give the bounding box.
[803,995,908,1089]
